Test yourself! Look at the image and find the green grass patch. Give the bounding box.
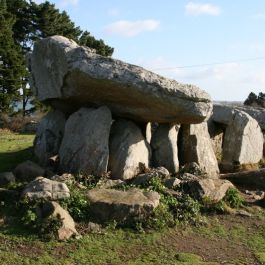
[0,131,35,172]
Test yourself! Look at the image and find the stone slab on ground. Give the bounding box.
[86,188,160,223]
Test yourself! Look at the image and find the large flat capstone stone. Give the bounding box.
[29,35,212,123]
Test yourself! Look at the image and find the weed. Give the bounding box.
[61,187,90,222]
[224,188,244,208]
[201,197,227,214]
[22,209,37,225]
[147,176,166,193]
[39,214,63,240]
[259,159,265,169]
[74,173,98,189]
[174,194,202,225]
[105,220,118,230]
[146,203,175,230]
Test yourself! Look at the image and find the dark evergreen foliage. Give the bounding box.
[244,91,265,108]
[0,0,25,113]
[1,0,114,114]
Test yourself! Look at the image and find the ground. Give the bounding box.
[1,130,265,265]
[0,129,34,172]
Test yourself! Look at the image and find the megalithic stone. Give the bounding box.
[29,35,212,124]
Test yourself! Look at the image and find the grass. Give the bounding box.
[0,225,219,265]
[1,131,265,264]
[0,130,35,172]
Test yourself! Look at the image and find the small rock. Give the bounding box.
[155,167,170,177]
[179,173,198,181]
[254,191,265,201]
[86,222,102,233]
[97,179,125,189]
[164,178,181,189]
[13,160,45,182]
[131,167,170,186]
[185,179,234,202]
[236,209,252,217]
[51,173,75,185]
[21,177,70,201]
[39,201,78,240]
[164,188,182,199]
[181,162,204,176]
[0,172,15,186]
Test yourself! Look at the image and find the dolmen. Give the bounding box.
[29,35,262,179]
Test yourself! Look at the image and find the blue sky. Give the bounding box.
[35,0,265,101]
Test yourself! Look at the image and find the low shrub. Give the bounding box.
[259,159,265,169]
[61,187,90,222]
[224,187,244,209]
[201,197,227,214]
[0,113,32,132]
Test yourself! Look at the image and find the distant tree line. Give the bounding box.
[0,0,114,115]
[244,92,265,108]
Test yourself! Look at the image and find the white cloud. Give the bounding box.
[104,19,160,37]
[137,56,265,101]
[59,0,79,7]
[185,2,221,16]
[31,0,45,3]
[249,43,265,52]
[252,13,265,20]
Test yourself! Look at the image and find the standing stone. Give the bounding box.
[34,110,66,166]
[59,106,112,176]
[213,103,265,130]
[151,124,179,173]
[29,35,212,124]
[208,118,224,162]
[109,119,150,180]
[146,122,152,143]
[180,122,220,178]
[222,110,263,166]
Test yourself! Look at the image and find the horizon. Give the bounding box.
[33,0,265,101]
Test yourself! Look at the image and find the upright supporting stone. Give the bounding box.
[151,124,179,173]
[179,122,220,178]
[34,110,66,166]
[59,106,112,176]
[146,122,152,143]
[222,110,263,167]
[109,119,150,180]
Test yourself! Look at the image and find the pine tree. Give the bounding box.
[79,31,114,56]
[2,0,114,114]
[33,1,82,40]
[0,0,25,113]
